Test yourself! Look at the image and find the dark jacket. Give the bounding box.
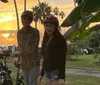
[41,30,67,79]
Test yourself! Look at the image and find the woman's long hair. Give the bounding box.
[41,31,49,54]
[41,26,60,51]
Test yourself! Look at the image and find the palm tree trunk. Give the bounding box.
[24,0,26,11]
[13,0,20,30]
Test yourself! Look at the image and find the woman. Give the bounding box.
[37,14,67,85]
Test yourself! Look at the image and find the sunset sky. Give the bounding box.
[0,0,74,46]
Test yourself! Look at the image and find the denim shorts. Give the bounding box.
[45,70,59,81]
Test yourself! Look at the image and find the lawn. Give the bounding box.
[5,54,100,71]
[1,55,100,85]
[66,55,100,71]
[66,73,100,85]
[9,72,100,85]
[29,73,100,85]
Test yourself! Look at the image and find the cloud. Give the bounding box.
[44,0,73,5]
[0,30,17,38]
[0,14,15,23]
[0,0,73,30]
[0,0,38,24]
[0,0,74,45]
[0,30,17,33]
[0,30,17,45]
[0,34,17,45]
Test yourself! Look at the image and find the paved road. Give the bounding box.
[66,68,100,77]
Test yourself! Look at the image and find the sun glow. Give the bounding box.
[0,15,14,23]
[1,33,10,38]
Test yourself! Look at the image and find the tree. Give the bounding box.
[32,6,41,28]
[61,0,100,41]
[32,2,52,28]
[76,0,83,5]
[88,29,100,48]
[59,11,65,20]
[24,0,26,11]
[53,7,59,16]
[32,2,65,28]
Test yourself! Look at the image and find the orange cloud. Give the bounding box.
[0,34,17,45]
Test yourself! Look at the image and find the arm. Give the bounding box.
[16,31,24,56]
[58,39,67,80]
[17,31,23,52]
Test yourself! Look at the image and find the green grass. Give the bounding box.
[66,74,100,85]
[1,54,100,71]
[8,72,100,85]
[1,55,100,85]
[66,55,100,71]
[39,73,100,85]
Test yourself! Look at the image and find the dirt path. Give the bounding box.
[66,68,100,77]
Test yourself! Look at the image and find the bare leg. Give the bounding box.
[51,80,58,85]
[46,78,52,85]
[52,80,65,85]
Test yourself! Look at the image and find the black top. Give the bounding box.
[40,30,67,79]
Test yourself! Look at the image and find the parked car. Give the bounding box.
[81,47,95,55]
[80,49,88,55]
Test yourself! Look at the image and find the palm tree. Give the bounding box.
[32,2,52,27]
[24,0,26,11]
[39,2,51,23]
[37,0,47,21]
[53,7,59,16]
[32,6,41,28]
[59,11,65,20]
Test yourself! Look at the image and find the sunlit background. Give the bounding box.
[2,33,10,38]
[0,0,74,46]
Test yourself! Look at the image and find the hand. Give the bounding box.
[37,75,43,85]
[58,79,65,85]
[14,61,21,68]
